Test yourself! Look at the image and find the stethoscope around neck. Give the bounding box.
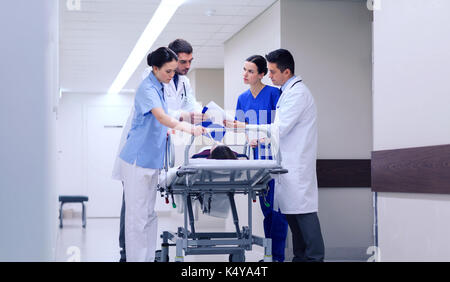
[166,81,187,101]
[181,82,186,100]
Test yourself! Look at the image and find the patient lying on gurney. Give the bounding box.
[160,144,246,218]
[192,143,247,160]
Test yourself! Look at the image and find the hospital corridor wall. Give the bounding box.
[0,0,59,261]
[56,93,135,218]
[224,0,373,261]
[281,0,373,261]
[187,68,224,108]
[372,0,450,261]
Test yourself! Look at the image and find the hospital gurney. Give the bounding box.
[156,126,288,262]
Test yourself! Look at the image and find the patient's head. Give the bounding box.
[208,145,237,160]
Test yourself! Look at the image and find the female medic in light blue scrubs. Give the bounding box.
[119,47,205,262]
[235,55,288,262]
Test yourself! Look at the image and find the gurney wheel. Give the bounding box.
[154,250,169,262]
[228,253,245,262]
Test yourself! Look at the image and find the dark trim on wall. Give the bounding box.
[371,144,450,194]
[317,159,371,188]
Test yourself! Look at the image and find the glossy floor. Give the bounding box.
[55,212,266,262]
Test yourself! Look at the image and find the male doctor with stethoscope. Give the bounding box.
[226,49,325,262]
[112,39,204,262]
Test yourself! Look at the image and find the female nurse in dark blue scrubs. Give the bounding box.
[235,55,288,262]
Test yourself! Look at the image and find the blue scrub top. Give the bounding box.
[120,72,168,169]
[235,85,280,159]
[235,85,280,124]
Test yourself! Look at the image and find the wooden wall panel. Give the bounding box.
[372,144,450,194]
[316,159,371,188]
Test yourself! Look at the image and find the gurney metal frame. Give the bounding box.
[158,126,287,262]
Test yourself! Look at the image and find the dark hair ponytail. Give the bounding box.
[147,47,178,68]
[246,55,268,75]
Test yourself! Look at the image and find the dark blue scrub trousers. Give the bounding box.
[255,146,288,262]
[259,179,289,262]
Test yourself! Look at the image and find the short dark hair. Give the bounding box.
[147,47,178,68]
[208,145,237,160]
[246,55,268,75]
[265,49,295,74]
[168,38,193,55]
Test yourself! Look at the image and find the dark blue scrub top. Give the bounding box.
[235,85,280,159]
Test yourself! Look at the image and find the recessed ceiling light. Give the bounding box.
[108,0,185,95]
[205,9,216,17]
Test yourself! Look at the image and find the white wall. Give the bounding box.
[56,93,133,195]
[224,1,281,112]
[282,0,372,159]
[56,93,133,217]
[0,0,59,261]
[187,69,224,108]
[373,0,450,261]
[280,0,373,260]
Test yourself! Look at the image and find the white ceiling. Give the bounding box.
[60,0,277,93]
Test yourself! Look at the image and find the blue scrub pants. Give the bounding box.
[259,179,288,262]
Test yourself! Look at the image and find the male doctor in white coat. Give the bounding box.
[112,39,203,262]
[226,49,325,262]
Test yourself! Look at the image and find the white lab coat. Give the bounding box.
[164,72,201,120]
[271,76,319,214]
[111,68,201,181]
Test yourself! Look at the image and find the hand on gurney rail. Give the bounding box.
[223,119,246,129]
[192,125,207,136]
[249,138,268,148]
[174,122,207,136]
[180,111,209,124]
